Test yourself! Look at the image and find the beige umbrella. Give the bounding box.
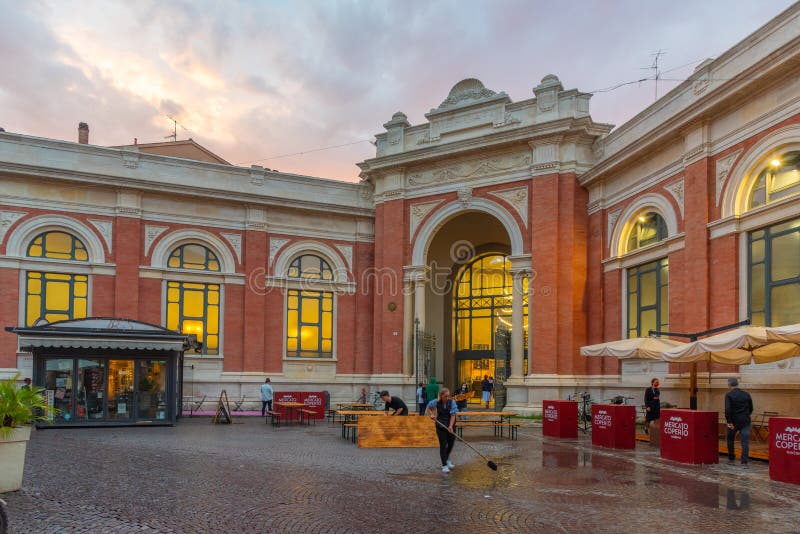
[660,324,800,365]
[580,337,685,360]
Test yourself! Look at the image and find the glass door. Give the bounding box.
[136,359,168,421]
[108,360,134,421]
[77,359,105,421]
[44,358,74,422]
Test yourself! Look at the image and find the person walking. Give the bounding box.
[643,377,661,434]
[426,387,458,473]
[481,375,493,408]
[416,382,427,416]
[725,377,753,467]
[380,390,408,415]
[260,378,274,417]
[425,376,439,408]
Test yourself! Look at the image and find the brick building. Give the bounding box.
[1,4,798,420]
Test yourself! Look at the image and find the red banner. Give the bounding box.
[274,391,325,421]
[769,416,800,484]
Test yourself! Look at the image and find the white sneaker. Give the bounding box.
[441,465,450,473]
[446,460,455,469]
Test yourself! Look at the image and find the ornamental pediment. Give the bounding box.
[406,150,531,188]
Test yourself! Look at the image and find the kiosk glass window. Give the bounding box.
[44,358,74,423]
[107,360,134,421]
[76,359,105,421]
[749,217,800,326]
[136,360,168,420]
[627,259,669,338]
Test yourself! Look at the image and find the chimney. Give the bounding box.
[78,122,89,144]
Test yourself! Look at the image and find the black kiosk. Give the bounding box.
[6,318,196,427]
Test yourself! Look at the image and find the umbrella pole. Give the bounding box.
[690,362,698,410]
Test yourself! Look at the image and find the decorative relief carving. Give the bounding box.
[457,187,473,208]
[88,219,113,253]
[664,178,685,218]
[144,225,168,256]
[221,232,243,264]
[407,153,531,187]
[0,210,26,244]
[409,200,444,238]
[269,237,290,267]
[682,142,710,165]
[607,208,621,247]
[335,244,353,271]
[537,91,556,112]
[359,180,375,201]
[488,187,529,227]
[436,79,497,110]
[715,149,743,206]
[493,112,520,128]
[121,149,140,169]
[116,206,142,217]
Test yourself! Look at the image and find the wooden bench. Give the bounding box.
[499,421,522,440]
[265,410,281,427]
[456,421,499,438]
[299,409,317,425]
[343,423,358,443]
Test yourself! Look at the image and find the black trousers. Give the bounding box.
[435,425,456,466]
[261,400,272,416]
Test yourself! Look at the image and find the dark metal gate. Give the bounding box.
[413,318,436,389]
[493,327,511,410]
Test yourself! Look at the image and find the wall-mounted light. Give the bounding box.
[771,158,782,167]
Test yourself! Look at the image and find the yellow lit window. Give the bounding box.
[168,244,220,271]
[748,151,800,209]
[25,272,88,326]
[286,289,333,358]
[27,231,89,261]
[627,258,669,338]
[166,281,220,355]
[625,212,667,252]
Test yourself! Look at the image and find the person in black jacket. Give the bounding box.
[724,377,754,467]
[643,377,661,435]
[380,390,408,416]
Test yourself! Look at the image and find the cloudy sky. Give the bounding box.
[1,0,796,182]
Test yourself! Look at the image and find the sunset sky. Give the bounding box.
[1,0,795,182]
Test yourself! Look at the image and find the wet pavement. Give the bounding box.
[4,417,800,533]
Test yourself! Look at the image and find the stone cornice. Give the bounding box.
[581,16,800,187]
[359,117,612,178]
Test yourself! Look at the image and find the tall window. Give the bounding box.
[749,217,799,326]
[165,244,221,355]
[748,151,800,209]
[627,259,669,338]
[286,254,334,358]
[25,231,89,325]
[453,254,528,351]
[626,212,668,252]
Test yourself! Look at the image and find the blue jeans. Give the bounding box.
[261,400,272,416]
[727,423,751,463]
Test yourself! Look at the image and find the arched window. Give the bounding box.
[288,254,333,280]
[748,151,800,210]
[165,244,221,355]
[167,244,220,271]
[626,212,668,252]
[286,255,334,358]
[24,231,89,325]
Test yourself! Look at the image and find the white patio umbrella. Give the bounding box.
[580,337,686,360]
[660,323,800,365]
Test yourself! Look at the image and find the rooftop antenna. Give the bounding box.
[642,49,666,101]
[165,116,178,142]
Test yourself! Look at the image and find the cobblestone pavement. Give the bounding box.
[4,417,800,533]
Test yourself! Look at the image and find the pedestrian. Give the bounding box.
[260,378,273,417]
[357,387,367,403]
[643,377,661,434]
[425,376,439,408]
[21,377,32,389]
[416,382,427,416]
[426,387,458,473]
[380,390,408,415]
[455,382,469,412]
[481,375,493,408]
[725,377,753,467]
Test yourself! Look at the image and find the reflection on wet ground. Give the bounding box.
[6,418,800,532]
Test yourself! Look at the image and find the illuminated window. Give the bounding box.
[165,244,222,355]
[168,244,220,271]
[285,255,334,358]
[25,231,89,326]
[626,212,668,252]
[452,254,528,352]
[749,217,799,326]
[627,259,669,338]
[748,151,800,209]
[166,281,220,355]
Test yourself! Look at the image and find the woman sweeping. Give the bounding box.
[426,387,459,473]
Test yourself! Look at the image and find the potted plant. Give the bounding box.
[0,374,55,493]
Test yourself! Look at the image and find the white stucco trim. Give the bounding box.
[149,229,237,274]
[5,214,106,263]
[272,240,350,282]
[411,197,524,266]
[720,125,800,218]
[608,193,680,259]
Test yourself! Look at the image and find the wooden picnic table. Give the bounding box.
[337,410,386,440]
[456,411,519,439]
[274,401,307,424]
[337,403,375,410]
